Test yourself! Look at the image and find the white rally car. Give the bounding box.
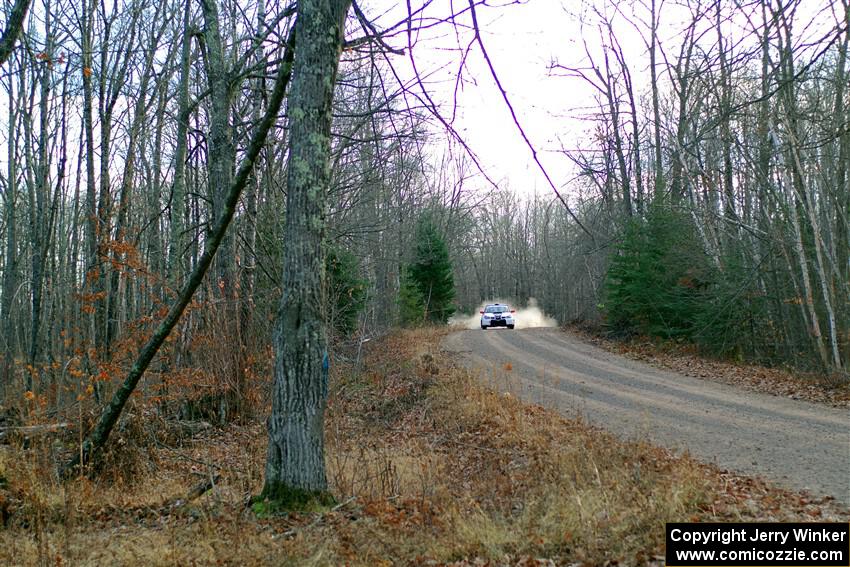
[480,303,515,330]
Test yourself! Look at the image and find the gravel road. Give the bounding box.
[444,328,850,504]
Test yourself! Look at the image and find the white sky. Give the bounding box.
[0,0,838,205]
[363,0,839,201]
[363,0,586,198]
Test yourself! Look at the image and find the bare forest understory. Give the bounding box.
[1,328,847,566]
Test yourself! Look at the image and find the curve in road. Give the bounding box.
[444,328,850,504]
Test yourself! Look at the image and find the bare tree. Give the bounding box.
[0,0,31,67]
[60,18,297,476]
[262,0,352,503]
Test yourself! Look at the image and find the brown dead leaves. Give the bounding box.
[570,325,850,409]
[1,326,847,566]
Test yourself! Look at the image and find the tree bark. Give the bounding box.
[27,0,53,391]
[200,0,236,297]
[649,0,663,197]
[263,0,351,502]
[0,0,31,68]
[2,69,19,397]
[169,0,192,290]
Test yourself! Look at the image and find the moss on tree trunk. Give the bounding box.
[260,0,351,508]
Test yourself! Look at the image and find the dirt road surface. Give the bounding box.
[444,328,850,504]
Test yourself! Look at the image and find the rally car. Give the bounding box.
[480,303,515,329]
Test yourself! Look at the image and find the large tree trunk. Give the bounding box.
[169,0,192,289]
[263,0,351,503]
[0,0,31,68]
[2,71,19,397]
[200,0,236,296]
[27,0,53,391]
[649,0,663,198]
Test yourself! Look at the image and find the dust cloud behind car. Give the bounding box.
[450,298,557,330]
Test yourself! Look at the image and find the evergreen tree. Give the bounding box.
[325,246,367,338]
[398,267,426,326]
[692,251,771,362]
[406,216,456,324]
[604,203,711,339]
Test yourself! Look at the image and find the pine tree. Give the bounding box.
[408,217,456,324]
[398,267,426,326]
[604,203,711,339]
[326,246,367,338]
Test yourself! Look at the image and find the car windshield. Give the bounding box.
[485,305,509,313]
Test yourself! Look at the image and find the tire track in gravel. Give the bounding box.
[443,328,850,504]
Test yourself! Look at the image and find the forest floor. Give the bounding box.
[1,327,847,566]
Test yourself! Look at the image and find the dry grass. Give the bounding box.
[1,327,846,566]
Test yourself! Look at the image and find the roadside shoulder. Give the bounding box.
[566,325,850,410]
